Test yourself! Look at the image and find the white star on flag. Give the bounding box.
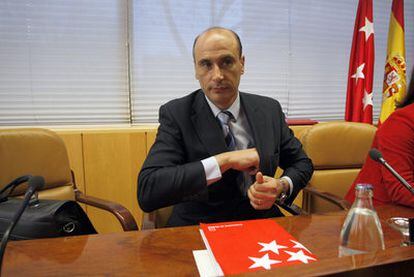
[285,250,316,264]
[359,17,374,41]
[258,240,287,255]
[362,90,373,109]
[351,63,365,83]
[248,253,281,270]
[290,239,311,253]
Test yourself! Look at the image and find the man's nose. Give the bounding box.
[212,64,224,81]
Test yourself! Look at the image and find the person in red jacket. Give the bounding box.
[345,70,414,208]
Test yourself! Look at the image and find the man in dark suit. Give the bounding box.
[138,27,313,227]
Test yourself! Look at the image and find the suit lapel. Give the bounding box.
[240,93,269,166]
[191,91,228,156]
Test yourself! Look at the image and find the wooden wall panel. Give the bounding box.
[146,130,157,154]
[82,131,147,233]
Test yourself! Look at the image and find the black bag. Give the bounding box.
[0,176,97,240]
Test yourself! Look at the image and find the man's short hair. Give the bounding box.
[192,27,243,62]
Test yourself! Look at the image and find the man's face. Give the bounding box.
[194,30,245,110]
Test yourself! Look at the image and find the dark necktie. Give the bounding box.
[218,111,251,196]
[217,111,236,150]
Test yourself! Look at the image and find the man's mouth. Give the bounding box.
[212,85,228,90]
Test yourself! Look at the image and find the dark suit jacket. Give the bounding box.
[138,89,313,226]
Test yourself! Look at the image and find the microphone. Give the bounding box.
[0,176,45,272]
[369,148,414,196]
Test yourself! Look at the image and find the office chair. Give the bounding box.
[0,128,138,231]
[300,121,377,214]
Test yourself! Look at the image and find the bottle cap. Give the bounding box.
[355,183,373,190]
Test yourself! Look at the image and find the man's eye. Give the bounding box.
[222,58,234,67]
[200,61,211,68]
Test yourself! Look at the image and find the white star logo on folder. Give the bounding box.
[248,253,281,270]
[285,250,317,264]
[258,240,287,255]
[290,239,311,253]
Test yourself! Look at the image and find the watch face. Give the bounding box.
[276,192,288,205]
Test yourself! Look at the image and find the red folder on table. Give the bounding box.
[200,219,317,275]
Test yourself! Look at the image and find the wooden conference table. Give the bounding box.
[2,205,414,276]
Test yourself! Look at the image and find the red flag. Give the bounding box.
[200,219,317,275]
[345,0,375,124]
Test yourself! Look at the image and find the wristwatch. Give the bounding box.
[276,178,289,204]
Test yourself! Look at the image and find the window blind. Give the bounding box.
[1,1,413,125]
[130,0,291,123]
[0,0,129,125]
[131,0,414,123]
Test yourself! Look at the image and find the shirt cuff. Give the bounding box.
[281,176,293,197]
[201,156,222,186]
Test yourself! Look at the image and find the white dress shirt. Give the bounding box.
[200,92,293,195]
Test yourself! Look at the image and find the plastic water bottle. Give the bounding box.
[339,184,385,257]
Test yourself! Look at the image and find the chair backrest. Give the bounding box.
[300,122,377,213]
[0,128,75,200]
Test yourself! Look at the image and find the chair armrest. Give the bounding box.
[304,186,351,211]
[75,190,138,231]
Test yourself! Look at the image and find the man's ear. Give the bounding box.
[240,55,245,74]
